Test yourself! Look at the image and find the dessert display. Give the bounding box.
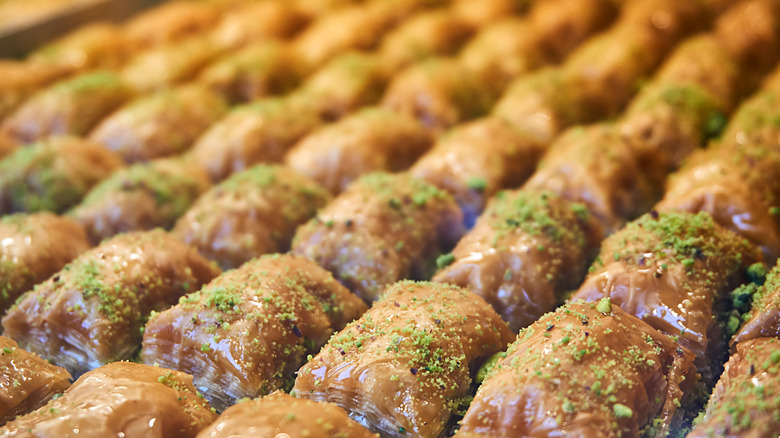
[1,0,780,436]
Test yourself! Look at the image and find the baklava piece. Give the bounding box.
[120,36,227,92]
[381,58,496,132]
[142,254,366,411]
[69,158,211,244]
[29,22,130,72]
[210,1,311,49]
[458,300,699,437]
[378,11,474,70]
[0,61,66,122]
[197,392,377,438]
[2,230,220,376]
[285,107,433,194]
[0,136,123,214]
[189,98,322,182]
[735,260,780,343]
[0,336,71,425]
[292,172,464,302]
[687,337,780,438]
[0,213,91,311]
[573,211,760,384]
[293,281,514,437]
[197,41,308,103]
[0,362,217,437]
[1,72,134,143]
[173,165,331,270]
[433,190,600,331]
[410,116,544,226]
[289,51,393,121]
[89,84,228,162]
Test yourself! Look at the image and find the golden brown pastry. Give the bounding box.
[460,0,617,91]
[523,123,655,233]
[493,0,706,144]
[292,172,464,302]
[89,84,228,163]
[2,230,221,376]
[381,58,497,132]
[452,0,531,27]
[735,260,780,343]
[722,65,780,153]
[656,142,780,263]
[68,158,212,244]
[173,165,331,270]
[1,71,134,143]
[688,337,780,438]
[433,190,599,332]
[196,392,378,438]
[293,281,514,437]
[285,107,433,194]
[410,116,544,226]
[120,36,227,92]
[0,213,91,312]
[142,255,366,410]
[378,11,474,70]
[210,1,311,49]
[0,61,67,123]
[573,211,760,384]
[457,300,699,437]
[0,336,71,425]
[289,51,393,121]
[291,3,400,69]
[197,40,308,103]
[123,0,222,48]
[0,136,123,214]
[0,362,217,437]
[189,98,323,182]
[29,22,130,72]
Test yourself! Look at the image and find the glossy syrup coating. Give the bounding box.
[0,362,217,437]
[688,337,780,438]
[378,10,475,71]
[0,335,71,425]
[433,190,599,332]
[189,98,323,182]
[197,40,308,104]
[656,142,780,263]
[89,84,228,163]
[410,116,544,226]
[173,165,331,270]
[0,136,123,215]
[457,300,699,438]
[1,230,221,376]
[735,260,780,343]
[29,22,131,73]
[285,107,433,194]
[69,158,212,245]
[460,0,618,91]
[197,392,377,438]
[289,51,393,122]
[292,172,464,302]
[573,211,760,384]
[123,0,222,49]
[293,281,514,437]
[120,36,227,93]
[523,123,656,233]
[0,71,134,144]
[380,58,497,133]
[210,1,311,49]
[142,254,367,411]
[0,213,91,312]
